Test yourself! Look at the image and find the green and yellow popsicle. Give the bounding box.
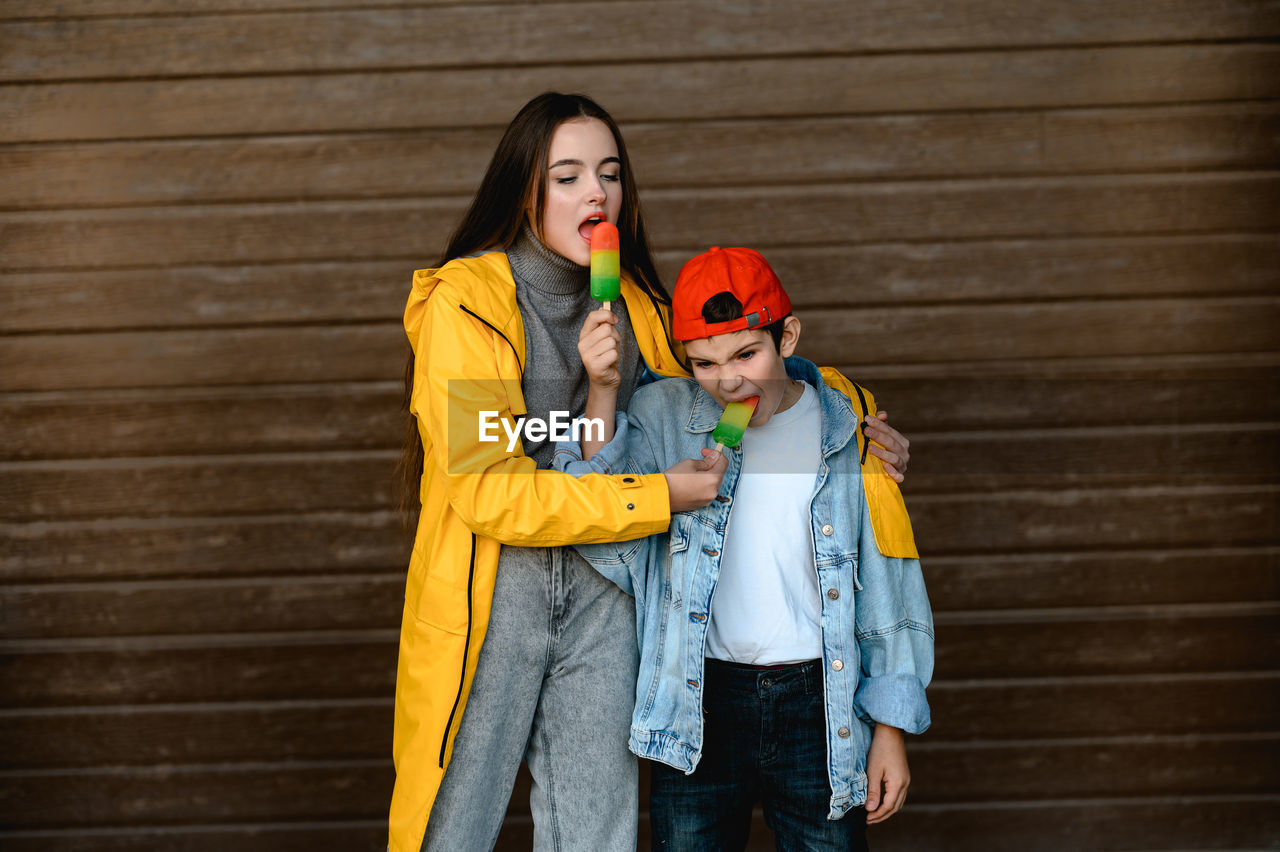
[589,221,621,310]
[711,396,759,454]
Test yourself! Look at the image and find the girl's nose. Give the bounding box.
[585,178,606,205]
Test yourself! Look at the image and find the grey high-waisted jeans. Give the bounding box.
[421,543,639,852]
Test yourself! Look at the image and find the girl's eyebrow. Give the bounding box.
[549,156,622,169]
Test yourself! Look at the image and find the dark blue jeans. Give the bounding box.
[649,658,869,852]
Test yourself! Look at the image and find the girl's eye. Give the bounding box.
[555,176,576,185]
[601,173,621,182]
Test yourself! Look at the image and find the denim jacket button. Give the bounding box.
[821,524,834,536]
[837,726,851,738]
[831,659,843,672]
[826,588,839,600]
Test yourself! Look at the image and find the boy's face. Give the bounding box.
[683,317,801,428]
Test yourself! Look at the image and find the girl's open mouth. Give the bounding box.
[578,214,605,241]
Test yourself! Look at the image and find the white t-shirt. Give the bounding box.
[705,381,823,665]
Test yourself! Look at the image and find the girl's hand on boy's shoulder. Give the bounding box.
[863,411,910,483]
[865,724,910,825]
[578,308,622,391]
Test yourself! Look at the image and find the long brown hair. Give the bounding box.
[397,92,671,520]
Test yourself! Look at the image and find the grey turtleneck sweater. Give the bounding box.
[506,227,645,468]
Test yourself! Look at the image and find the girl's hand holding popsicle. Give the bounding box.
[577,308,622,391]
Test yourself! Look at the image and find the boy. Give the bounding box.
[559,246,933,850]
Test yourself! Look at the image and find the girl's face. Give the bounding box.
[532,118,623,267]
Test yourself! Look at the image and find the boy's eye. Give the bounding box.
[738,350,755,360]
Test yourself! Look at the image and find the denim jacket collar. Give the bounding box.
[685,356,858,459]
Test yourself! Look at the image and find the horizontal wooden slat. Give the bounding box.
[871,795,1280,852]
[925,547,1280,610]
[0,700,393,768]
[6,234,1278,335]
[0,511,410,583]
[926,672,1280,740]
[909,484,1280,554]
[910,734,1280,802]
[5,672,1275,768]
[811,296,1279,369]
[5,606,1276,707]
[7,1,1278,82]
[1,736,1276,827]
[0,383,405,459]
[2,574,404,638]
[2,485,1273,584]
[0,760,394,827]
[1,452,397,520]
[6,173,1277,271]
[1,261,411,333]
[906,422,1280,493]
[5,44,1278,143]
[6,297,1277,393]
[2,423,1275,519]
[933,604,1280,678]
[0,631,400,706]
[6,104,1279,210]
[0,0,509,18]
[0,325,397,391]
[867,368,1280,433]
[0,700,394,768]
[0,823,386,852]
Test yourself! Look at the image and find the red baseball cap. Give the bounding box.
[672,246,793,341]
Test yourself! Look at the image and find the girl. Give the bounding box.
[390,92,911,852]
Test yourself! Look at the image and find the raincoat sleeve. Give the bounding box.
[412,290,671,547]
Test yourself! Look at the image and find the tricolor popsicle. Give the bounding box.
[589,221,621,310]
[711,396,759,454]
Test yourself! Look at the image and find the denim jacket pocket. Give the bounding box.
[818,550,863,592]
[669,514,694,555]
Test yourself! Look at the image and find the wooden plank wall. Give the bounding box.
[2,1,1278,849]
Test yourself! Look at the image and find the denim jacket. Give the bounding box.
[554,356,934,819]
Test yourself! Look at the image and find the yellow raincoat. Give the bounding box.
[389,251,916,852]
